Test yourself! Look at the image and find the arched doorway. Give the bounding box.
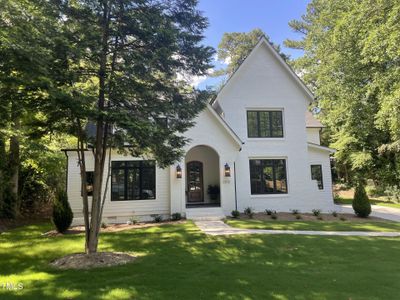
[185,145,220,208]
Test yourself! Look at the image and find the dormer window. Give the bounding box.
[247,110,283,138]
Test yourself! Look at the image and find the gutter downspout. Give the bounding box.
[234,162,238,211]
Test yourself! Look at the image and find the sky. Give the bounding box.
[195,0,310,89]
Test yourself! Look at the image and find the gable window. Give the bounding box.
[247,110,283,138]
[249,159,287,194]
[311,164,323,190]
[111,161,156,201]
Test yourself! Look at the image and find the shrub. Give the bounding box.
[171,213,182,221]
[352,184,371,218]
[207,185,220,200]
[265,209,275,215]
[0,186,17,219]
[101,222,108,229]
[295,214,302,220]
[312,209,321,217]
[384,185,400,203]
[231,210,240,218]
[317,216,323,220]
[128,216,138,225]
[151,214,162,223]
[331,211,338,217]
[244,207,254,219]
[340,216,346,221]
[52,190,73,233]
[271,213,278,220]
[291,209,300,215]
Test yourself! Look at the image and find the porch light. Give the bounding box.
[176,165,182,179]
[224,163,231,177]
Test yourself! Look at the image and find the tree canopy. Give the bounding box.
[214,28,289,77]
[285,0,400,186]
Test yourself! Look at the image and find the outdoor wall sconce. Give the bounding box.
[176,165,182,179]
[224,163,231,177]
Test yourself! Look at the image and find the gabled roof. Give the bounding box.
[206,104,243,146]
[306,111,324,128]
[212,36,315,105]
[308,142,335,153]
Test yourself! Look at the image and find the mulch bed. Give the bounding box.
[236,212,385,222]
[43,220,187,236]
[50,252,136,270]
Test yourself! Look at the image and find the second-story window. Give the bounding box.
[247,110,283,138]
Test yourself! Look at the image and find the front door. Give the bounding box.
[187,161,203,203]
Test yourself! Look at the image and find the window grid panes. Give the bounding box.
[249,159,288,194]
[111,161,156,201]
[311,164,323,190]
[247,110,283,138]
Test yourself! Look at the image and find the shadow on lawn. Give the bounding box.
[1,222,400,299]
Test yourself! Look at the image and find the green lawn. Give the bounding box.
[1,222,400,300]
[335,197,400,209]
[226,219,400,232]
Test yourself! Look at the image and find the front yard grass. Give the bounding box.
[226,219,400,232]
[1,221,400,299]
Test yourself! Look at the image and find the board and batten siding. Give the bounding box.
[66,150,170,224]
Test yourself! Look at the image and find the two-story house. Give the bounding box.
[64,37,335,223]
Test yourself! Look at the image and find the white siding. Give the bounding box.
[307,128,321,144]
[66,150,170,224]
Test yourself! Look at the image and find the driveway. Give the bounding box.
[335,204,400,222]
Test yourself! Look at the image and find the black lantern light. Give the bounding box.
[176,165,182,178]
[224,163,231,177]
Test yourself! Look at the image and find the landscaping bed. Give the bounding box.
[226,212,400,232]
[50,252,136,270]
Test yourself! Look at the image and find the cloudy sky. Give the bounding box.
[195,0,310,89]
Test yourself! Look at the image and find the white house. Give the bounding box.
[64,37,335,224]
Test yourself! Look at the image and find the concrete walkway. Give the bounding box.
[335,204,400,222]
[195,220,400,237]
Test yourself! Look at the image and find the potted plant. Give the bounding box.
[207,185,220,201]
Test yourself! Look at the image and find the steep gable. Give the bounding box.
[213,36,314,107]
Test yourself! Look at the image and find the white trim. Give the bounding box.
[212,36,315,106]
[206,104,243,146]
[308,142,336,153]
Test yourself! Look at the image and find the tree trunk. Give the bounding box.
[8,105,20,216]
[0,136,6,214]
[76,120,90,253]
[86,0,110,254]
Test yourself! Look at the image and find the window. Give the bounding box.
[247,111,283,138]
[249,159,287,194]
[311,165,323,190]
[82,171,94,196]
[111,161,156,201]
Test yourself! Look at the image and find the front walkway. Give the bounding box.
[335,204,400,222]
[195,220,400,237]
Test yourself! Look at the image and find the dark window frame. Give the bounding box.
[311,164,324,190]
[249,159,288,194]
[247,110,284,138]
[111,160,156,201]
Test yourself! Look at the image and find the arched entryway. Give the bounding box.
[185,145,220,208]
